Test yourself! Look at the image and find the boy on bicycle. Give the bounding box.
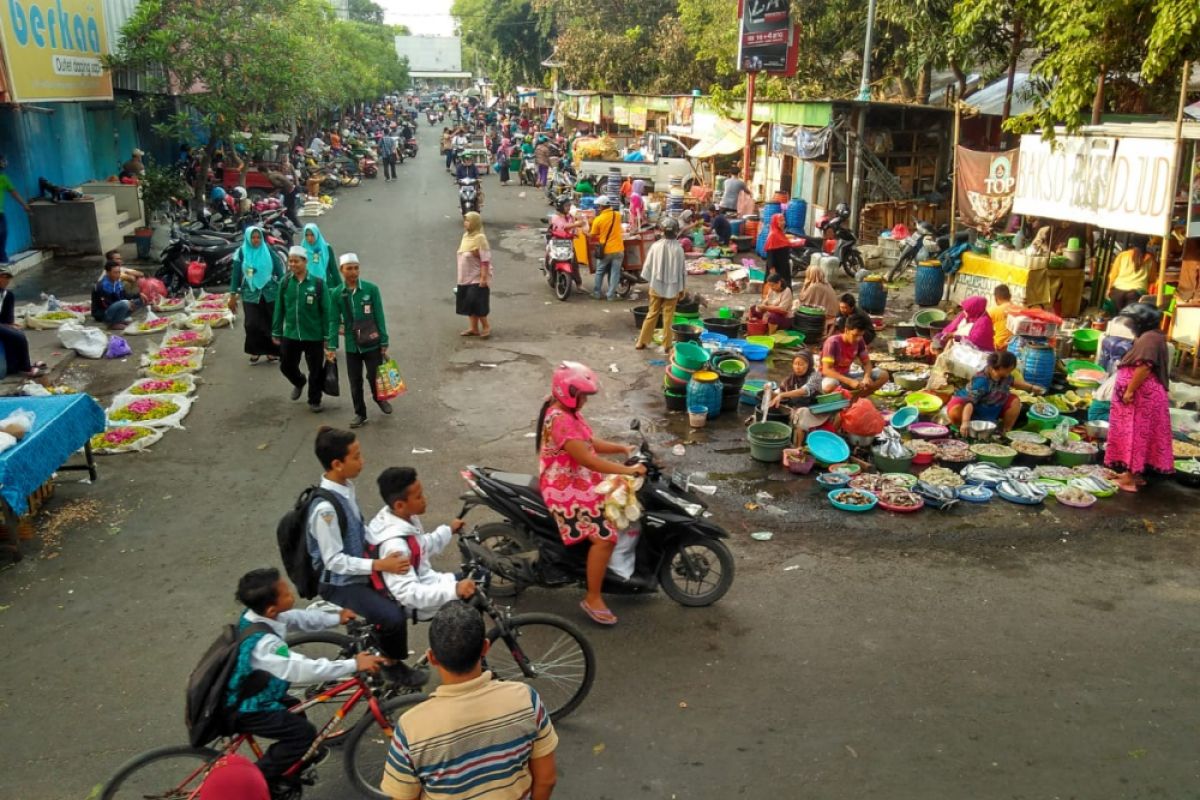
[228,567,386,793]
[366,467,476,620]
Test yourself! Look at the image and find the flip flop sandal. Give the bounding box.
[32,361,47,369]
[266,356,279,362]
[22,367,44,377]
[249,356,261,364]
[460,330,479,337]
[479,331,492,340]
[579,600,617,626]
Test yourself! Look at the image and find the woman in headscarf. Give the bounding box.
[228,226,284,363]
[628,179,646,231]
[764,214,793,288]
[796,264,839,337]
[935,295,995,352]
[456,211,493,339]
[770,351,840,446]
[302,223,340,289]
[1105,303,1174,492]
[496,134,513,185]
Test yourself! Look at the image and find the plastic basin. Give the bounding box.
[673,341,709,370]
[872,446,914,473]
[700,332,729,346]
[1053,445,1095,467]
[703,317,741,338]
[671,323,704,343]
[890,406,920,430]
[905,391,944,416]
[970,444,1017,467]
[749,439,788,462]
[747,421,792,443]
[807,430,850,465]
[829,488,878,512]
[742,344,770,361]
[1065,358,1098,374]
[1073,328,1101,353]
[716,358,749,378]
[912,309,947,327]
[746,335,776,351]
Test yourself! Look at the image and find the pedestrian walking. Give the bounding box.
[496,135,513,185]
[1105,303,1174,492]
[456,211,492,339]
[0,155,31,265]
[534,136,551,187]
[0,267,46,376]
[380,129,398,181]
[326,253,392,429]
[380,601,559,800]
[273,246,329,412]
[634,217,687,352]
[590,196,624,301]
[228,226,284,363]
[440,128,453,170]
[301,223,340,288]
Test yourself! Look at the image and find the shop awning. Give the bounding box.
[688,117,762,159]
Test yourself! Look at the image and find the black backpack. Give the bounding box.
[184,621,271,747]
[277,486,345,600]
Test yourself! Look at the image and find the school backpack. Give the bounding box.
[184,621,272,747]
[276,486,345,600]
[365,534,421,601]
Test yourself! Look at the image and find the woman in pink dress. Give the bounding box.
[537,362,646,625]
[1104,303,1174,491]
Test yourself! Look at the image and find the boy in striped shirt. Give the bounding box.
[381,602,558,799]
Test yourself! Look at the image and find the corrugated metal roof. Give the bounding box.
[962,73,1035,116]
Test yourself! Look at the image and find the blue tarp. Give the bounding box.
[0,395,105,514]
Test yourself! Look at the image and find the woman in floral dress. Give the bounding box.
[1104,304,1174,492]
[537,362,646,625]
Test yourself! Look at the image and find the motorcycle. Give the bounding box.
[811,218,865,278]
[458,419,735,607]
[545,162,577,206]
[887,221,951,282]
[403,138,418,159]
[427,111,437,126]
[458,177,481,216]
[543,232,580,301]
[519,156,538,187]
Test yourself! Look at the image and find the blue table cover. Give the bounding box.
[0,395,105,515]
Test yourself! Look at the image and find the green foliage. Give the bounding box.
[348,0,384,24]
[139,158,190,223]
[452,0,554,90]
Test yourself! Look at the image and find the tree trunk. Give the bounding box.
[1001,17,1023,125]
[916,62,932,105]
[192,140,218,217]
[1091,66,1106,125]
[899,76,916,102]
[951,61,968,100]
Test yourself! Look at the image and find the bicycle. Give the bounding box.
[98,666,420,800]
[287,535,597,732]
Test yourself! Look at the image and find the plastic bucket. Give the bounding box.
[746,320,769,336]
[134,228,154,260]
[688,406,708,427]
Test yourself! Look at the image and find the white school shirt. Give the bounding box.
[365,509,457,620]
[243,608,356,684]
[308,477,374,577]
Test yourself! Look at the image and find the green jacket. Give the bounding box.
[327,280,389,353]
[229,249,285,303]
[308,243,342,291]
[271,271,327,342]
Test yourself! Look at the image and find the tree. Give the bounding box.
[348,0,384,24]
[451,0,554,90]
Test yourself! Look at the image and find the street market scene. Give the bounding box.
[1,0,1200,798]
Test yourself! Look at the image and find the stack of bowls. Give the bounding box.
[747,421,792,462]
[714,354,750,413]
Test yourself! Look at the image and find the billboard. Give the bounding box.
[0,0,112,102]
[737,0,798,75]
[394,35,462,73]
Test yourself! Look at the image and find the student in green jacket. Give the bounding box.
[228,226,284,363]
[273,246,329,412]
[326,253,392,428]
[302,223,341,289]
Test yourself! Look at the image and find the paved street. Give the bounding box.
[2,124,1200,800]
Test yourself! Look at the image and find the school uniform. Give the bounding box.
[271,271,327,406]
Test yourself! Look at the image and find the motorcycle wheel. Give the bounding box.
[616,277,634,299]
[887,252,913,282]
[475,522,535,598]
[657,535,735,607]
[554,270,572,302]
[842,249,865,278]
[155,263,183,296]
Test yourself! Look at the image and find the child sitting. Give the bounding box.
[227,568,385,791]
[367,467,477,620]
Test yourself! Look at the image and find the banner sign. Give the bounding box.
[737,0,798,75]
[629,105,647,131]
[956,147,1019,231]
[1014,134,1177,236]
[0,0,112,101]
[670,96,694,132]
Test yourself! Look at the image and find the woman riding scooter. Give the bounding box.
[537,362,646,626]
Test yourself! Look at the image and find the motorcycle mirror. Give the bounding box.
[629,419,641,431]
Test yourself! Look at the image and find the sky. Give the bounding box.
[379,0,456,36]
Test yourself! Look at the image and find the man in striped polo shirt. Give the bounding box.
[382,602,559,799]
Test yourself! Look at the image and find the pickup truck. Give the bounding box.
[577,133,703,193]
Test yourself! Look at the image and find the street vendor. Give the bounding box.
[746,273,793,332]
[934,296,995,353]
[770,352,839,445]
[946,350,1044,434]
[1106,235,1153,312]
[821,316,889,396]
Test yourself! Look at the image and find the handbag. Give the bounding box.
[323,357,341,397]
[345,293,381,348]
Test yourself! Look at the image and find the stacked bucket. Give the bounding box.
[605,167,622,208]
[666,175,685,217]
[756,200,784,257]
[1006,314,1062,389]
[784,199,807,234]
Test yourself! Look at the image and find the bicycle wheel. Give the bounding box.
[486,612,595,721]
[285,631,357,745]
[343,694,426,799]
[99,744,221,800]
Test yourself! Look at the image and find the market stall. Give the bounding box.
[0,394,105,563]
[951,251,1085,316]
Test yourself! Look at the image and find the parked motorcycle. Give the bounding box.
[458,419,734,607]
[888,220,950,281]
[519,156,537,187]
[403,138,418,159]
[458,177,481,216]
[543,233,580,301]
[156,222,288,294]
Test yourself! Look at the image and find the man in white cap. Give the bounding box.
[273,246,329,412]
[121,148,146,179]
[326,253,392,428]
[590,194,624,301]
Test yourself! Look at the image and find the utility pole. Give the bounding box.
[849,0,878,235]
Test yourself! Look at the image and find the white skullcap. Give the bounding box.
[287,245,307,258]
[338,253,360,266]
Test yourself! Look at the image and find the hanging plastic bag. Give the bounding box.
[376,359,407,400]
[57,321,108,358]
[841,398,886,436]
[323,357,341,397]
[104,335,132,359]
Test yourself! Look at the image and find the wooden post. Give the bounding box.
[1156,60,1190,307]
[949,101,962,242]
[743,71,757,184]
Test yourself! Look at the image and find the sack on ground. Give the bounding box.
[57,321,108,358]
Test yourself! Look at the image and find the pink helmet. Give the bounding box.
[551,361,598,409]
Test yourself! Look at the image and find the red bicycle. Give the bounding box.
[98,669,421,800]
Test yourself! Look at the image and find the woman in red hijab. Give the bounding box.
[764,213,793,289]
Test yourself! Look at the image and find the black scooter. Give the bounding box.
[457,420,735,607]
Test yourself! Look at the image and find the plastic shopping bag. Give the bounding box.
[57,320,108,359]
[323,357,341,397]
[376,359,407,400]
[104,335,132,359]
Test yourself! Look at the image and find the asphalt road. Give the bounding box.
[2,123,1199,800]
